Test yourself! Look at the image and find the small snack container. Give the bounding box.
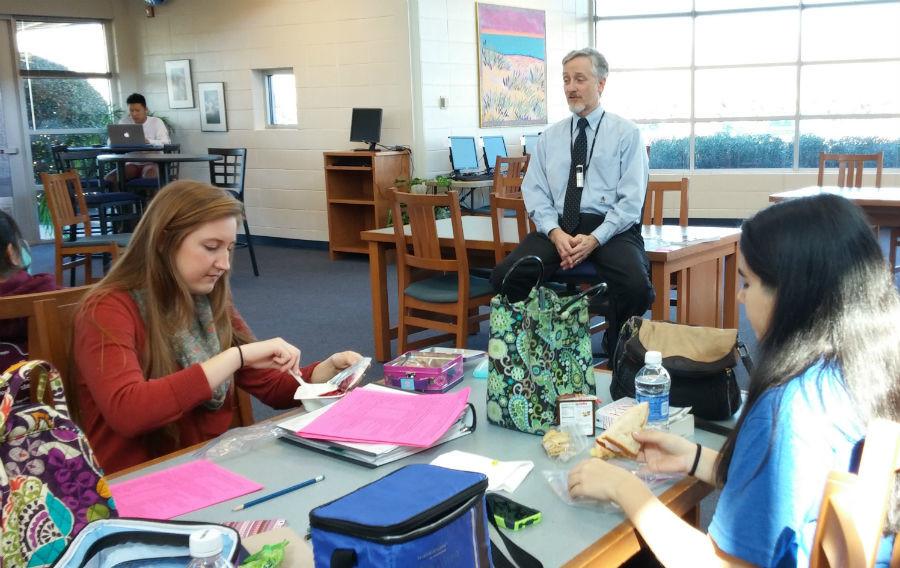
[384,351,464,393]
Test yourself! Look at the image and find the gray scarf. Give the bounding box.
[131,290,230,410]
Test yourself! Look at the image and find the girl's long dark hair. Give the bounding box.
[715,194,900,529]
[0,210,25,277]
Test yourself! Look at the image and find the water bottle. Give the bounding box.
[634,350,670,429]
[187,529,233,568]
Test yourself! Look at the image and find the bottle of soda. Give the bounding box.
[186,529,234,568]
[634,350,671,429]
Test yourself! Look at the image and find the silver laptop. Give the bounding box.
[107,124,146,147]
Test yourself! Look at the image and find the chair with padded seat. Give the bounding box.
[809,418,900,568]
[41,171,131,286]
[391,190,494,353]
[58,150,143,235]
[208,148,258,276]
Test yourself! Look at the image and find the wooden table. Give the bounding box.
[97,152,220,190]
[769,186,900,227]
[361,217,741,362]
[107,368,725,567]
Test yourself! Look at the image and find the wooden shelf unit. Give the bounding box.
[324,150,410,259]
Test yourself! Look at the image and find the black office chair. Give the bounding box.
[123,143,181,198]
[208,148,258,276]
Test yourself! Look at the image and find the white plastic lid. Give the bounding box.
[190,529,224,558]
[645,351,662,365]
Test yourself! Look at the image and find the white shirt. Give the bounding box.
[118,115,171,146]
[521,105,648,246]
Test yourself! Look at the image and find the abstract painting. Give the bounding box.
[476,3,547,127]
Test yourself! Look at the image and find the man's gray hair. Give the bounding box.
[562,48,609,80]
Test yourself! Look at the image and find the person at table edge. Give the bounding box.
[72,181,361,473]
[490,47,653,353]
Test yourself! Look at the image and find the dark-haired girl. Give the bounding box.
[0,211,58,369]
[568,194,899,567]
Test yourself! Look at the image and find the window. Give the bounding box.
[595,1,900,170]
[16,20,114,180]
[264,69,297,127]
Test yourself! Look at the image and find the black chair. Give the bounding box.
[123,143,181,198]
[57,150,143,237]
[208,148,258,276]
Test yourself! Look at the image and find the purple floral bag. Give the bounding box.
[0,360,116,568]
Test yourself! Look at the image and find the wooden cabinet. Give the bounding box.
[324,150,410,259]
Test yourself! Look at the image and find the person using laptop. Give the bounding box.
[106,92,171,183]
[489,47,652,354]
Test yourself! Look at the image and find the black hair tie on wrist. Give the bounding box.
[688,443,702,477]
[237,345,244,368]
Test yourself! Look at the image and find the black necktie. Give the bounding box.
[561,117,589,234]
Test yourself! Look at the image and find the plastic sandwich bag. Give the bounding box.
[194,422,284,461]
[542,460,682,512]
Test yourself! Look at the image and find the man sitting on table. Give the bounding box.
[105,92,171,183]
[490,47,653,353]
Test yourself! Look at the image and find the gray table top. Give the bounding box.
[96,152,220,163]
[114,364,726,566]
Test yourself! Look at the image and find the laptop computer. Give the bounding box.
[107,124,147,147]
[448,136,493,181]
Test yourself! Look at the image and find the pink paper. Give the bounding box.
[298,387,470,447]
[110,459,262,519]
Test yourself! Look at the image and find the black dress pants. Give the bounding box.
[490,214,654,353]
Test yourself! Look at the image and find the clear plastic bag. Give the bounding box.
[541,423,591,463]
[193,422,284,461]
[542,460,683,511]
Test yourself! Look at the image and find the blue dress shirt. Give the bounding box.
[521,105,649,246]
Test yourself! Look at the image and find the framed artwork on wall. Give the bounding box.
[164,59,194,108]
[476,3,547,127]
[198,82,227,132]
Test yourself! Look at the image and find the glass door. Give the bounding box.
[0,18,37,239]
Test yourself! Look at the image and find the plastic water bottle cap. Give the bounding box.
[645,351,662,365]
[190,529,224,558]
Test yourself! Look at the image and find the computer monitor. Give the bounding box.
[350,108,382,151]
[448,136,480,173]
[481,136,507,172]
[522,134,541,155]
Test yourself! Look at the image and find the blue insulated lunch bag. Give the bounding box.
[309,464,492,567]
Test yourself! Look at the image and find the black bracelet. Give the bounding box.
[236,345,244,368]
[688,443,703,477]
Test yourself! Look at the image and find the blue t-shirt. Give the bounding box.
[708,362,893,567]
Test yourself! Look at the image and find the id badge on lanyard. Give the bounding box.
[575,165,584,189]
[571,111,604,191]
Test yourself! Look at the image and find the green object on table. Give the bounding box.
[240,539,289,568]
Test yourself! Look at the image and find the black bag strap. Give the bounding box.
[559,282,607,314]
[331,549,357,567]
[736,339,753,374]
[487,502,543,568]
[499,255,544,299]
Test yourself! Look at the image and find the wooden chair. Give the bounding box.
[209,148,258,276]
[58,150,143,236]
[817,152,883,189]
[390,190,494,353]
[489,192,533,264]
[41,171,131,286]
[810,418,900,568]
[643,178,689,228]
[491,155,530,196]
[0,286,92,404]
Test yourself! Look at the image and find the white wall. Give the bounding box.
[119,0,415,241]
[411,0,591,178]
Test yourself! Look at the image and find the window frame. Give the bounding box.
[15,16,117,180]
[593,0,900,171]
[263,68,297,128]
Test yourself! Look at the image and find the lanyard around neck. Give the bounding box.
[570,111,604,174]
